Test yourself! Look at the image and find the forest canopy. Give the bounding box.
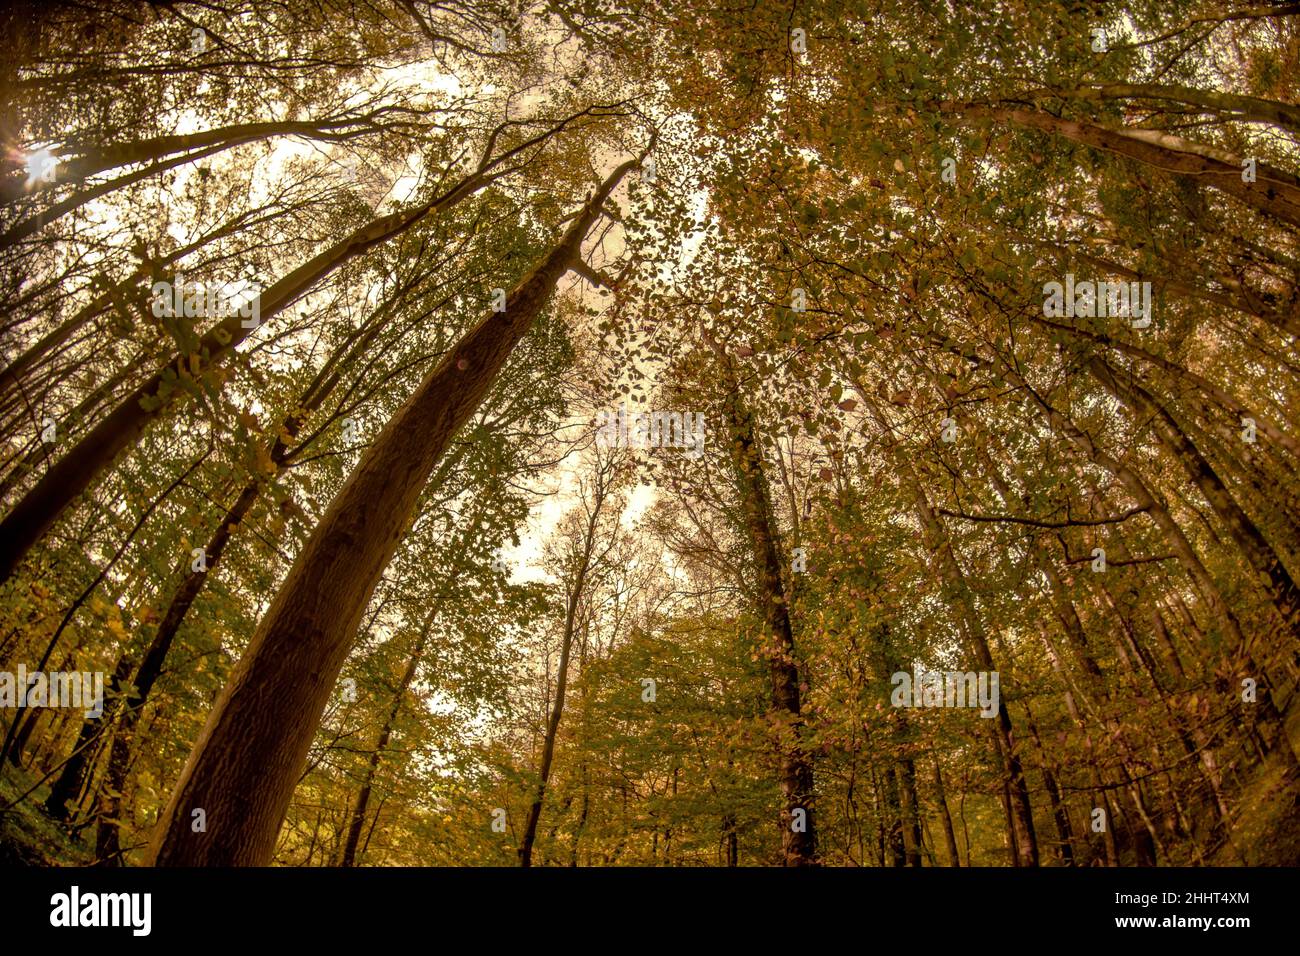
[0,0,1298,869]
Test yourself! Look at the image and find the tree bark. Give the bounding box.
[1,113,409,205]
[1040,83,1300,135]
[146,155,638,866]
[897,755,923,867]
[42,651,135,819]
[1087,355,1300,637]
[711,344,818,866]
[932,758,961,867]
[1023,705,1076,866]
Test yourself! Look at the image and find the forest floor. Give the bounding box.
[0,766,94,866]
[1207,700,1300,865]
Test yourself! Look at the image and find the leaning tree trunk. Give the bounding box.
[1041,83,1300,136]
[96,361,480,862]
[1023,704,1076,866]
[146,155,639,867]
[897,756,923,867]
[0,114,400,205]
[42,651,135,820]
[517,591,582,867]
[1087,356,1300,638]
[979,106,1300,227]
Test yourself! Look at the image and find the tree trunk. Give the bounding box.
[519,462,611,866]
[898,756,923,867]
[711,343,817,866]
[882,764,906,866]
[146,156,638,866]
[42,650,135,819]
[932,758,961,867]
[1,114,403,205]
[1087,356,1300,637]
[89,272,446,826]
[987,106,1300,227]
[339,610,435,867]
[1023,705,1076,866]
[1042,83,1300,136]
